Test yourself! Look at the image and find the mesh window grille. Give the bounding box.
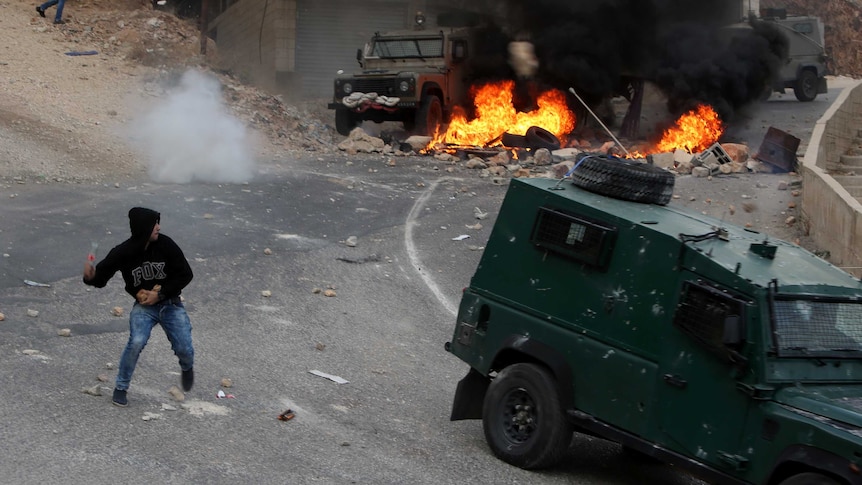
[371,39,444,58]
[531,207,616,269]
[773,299,862,356]
[673,283,745,358]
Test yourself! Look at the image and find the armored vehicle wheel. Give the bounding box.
[570,153,675,205]
[778,472,840,485]
[525,126,561,150]
[794,70,819,102]
[415,95,442,137]
[335,109,359,136]
[482,363,573,469]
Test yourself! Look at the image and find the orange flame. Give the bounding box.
[430,80,575,148]
[654,104,723,153]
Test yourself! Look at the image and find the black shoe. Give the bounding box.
[181,368,194,392]
[53,19,65,24]
[36,6,45,17]
[112,388,128,407]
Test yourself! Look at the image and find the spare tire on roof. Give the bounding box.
[570,153,675,205]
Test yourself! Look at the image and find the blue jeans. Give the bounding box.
[115,301,194,391]
[38,0,65,22]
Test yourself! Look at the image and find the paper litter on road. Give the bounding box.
[452,234,470,241]
[309,369,349,384]
[24,280,51,287]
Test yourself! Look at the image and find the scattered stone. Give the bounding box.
[788,201,797,209]
[111,306,124,317]
[692,166,711,178]
[106,362,115,370]
[142,412,162,421]
[312,287,322,294]
[161,404,178,411]
[97,374,109,382]
[261,290,272,297]
[57,328,72,337]
[82,385,102,396]
[729,205,736,215]
[465,159,487,169]
[345,236,357,247]
[551,148,581,159]
[220,377,233,388]
[650,152,675,170]
[168,386,185,402]
[323,289,337,297]
[27,309,39,318]
[466,223,482,230]
[778,181,789,190]
[791,190,801,197]
[742,202,757,213]
[403,136,432,152]
[532,148,553,166]
[721,143,750,163]
[786,216,797,225]
[315,342,326,351]
[263,248,272,255]
[22,349,40,356]
[0,312,4,321]
[474,207,488,220]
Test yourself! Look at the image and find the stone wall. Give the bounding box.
[801,80,862,276]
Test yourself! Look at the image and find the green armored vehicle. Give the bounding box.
[446,155,862,484]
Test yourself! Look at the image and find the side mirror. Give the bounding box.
[722,315,744,347]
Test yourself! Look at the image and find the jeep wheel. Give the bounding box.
[335,109,359,136]
[482,363,573,470]
[794,70,819,102]
[778,472,840,485]
[570,153,675,205]
[415,95,443,137]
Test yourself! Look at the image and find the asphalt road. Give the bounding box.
[0,79,851,484]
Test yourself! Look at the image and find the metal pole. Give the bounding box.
[568,87,631,157]
[200,0,210,55]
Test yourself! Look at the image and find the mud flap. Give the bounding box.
[450,368,490,421]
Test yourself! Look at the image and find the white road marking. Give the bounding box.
[405,178,458,316]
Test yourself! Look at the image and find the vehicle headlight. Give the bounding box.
[399,81,410,92]
[343,83,353,95]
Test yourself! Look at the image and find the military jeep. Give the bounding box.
[446,154,862,484]
[327,24,476,137]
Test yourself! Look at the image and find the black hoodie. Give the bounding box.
[84,207,193,300]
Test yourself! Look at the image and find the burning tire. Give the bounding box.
[570,153,675,205]
[501,132,528,148]
[525,126,560,150]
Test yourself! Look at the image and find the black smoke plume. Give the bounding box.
[465,0,788,124]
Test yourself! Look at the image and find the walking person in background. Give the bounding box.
[35,0,67,24]
[83,207,196,407]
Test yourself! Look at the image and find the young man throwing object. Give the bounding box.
[83,207,195,407]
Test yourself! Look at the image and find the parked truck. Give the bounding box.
[328,17,479,137]
[447,154,862,484]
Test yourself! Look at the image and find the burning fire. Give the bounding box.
[430,80,575,148]
[654,104,723,154]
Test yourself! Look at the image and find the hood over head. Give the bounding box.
[128,207,160,241]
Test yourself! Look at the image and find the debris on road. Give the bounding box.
[27,309,39,318]
[261,290,272,297]
[216,390,235,399]
[57,329,71,337]
[81,385,102,396]
[24,280,50,287]
[309,369,349,384]
[220,378,233,388]
[277,409,295,421]
[344,236,358,247]
[336,254,381,264]
[452,235,470,241]
[168,386,185,402]
[111,307,124,317]
[142,412,162,421]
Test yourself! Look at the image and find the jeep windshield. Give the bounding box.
[773,296,862,358]
[368,35,444,59]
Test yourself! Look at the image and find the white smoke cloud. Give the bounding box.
[129,69,256,184]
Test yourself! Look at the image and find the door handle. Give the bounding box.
[663,374,688,389]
